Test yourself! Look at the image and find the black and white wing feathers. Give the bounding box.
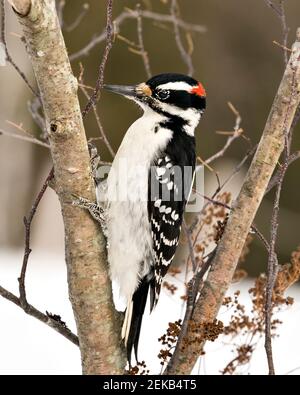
[148,143,195,308]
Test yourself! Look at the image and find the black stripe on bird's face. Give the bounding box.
[152,89,206,111]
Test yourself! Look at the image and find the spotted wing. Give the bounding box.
[148,154,195,308]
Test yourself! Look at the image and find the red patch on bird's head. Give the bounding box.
[191,83,206,97]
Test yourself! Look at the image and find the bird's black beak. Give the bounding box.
[103,84,137,97]
[104,83,152,99]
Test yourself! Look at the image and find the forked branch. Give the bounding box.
[165,28,300,375]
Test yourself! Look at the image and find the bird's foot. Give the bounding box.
[71,194,105,225]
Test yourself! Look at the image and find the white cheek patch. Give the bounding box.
[157,81,194,92]
[157,101,200,136]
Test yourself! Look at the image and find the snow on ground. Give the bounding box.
[0,249,299,375]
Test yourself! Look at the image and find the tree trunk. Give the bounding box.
[165,28,300,375]
[8,0,125,374]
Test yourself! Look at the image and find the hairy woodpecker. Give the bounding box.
[100,73,206,363]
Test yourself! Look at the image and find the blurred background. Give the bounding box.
[0,0,300,375]
[1,0,300,275]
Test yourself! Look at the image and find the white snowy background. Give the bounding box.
[1,246,299,375]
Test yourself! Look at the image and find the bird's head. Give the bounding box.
[104,73,206,128]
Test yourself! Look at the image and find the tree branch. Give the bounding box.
[64,3,89,33]
[279,0,289,66]
[0,127,49,147]
[0,285,79,345]
[205,102,244,165]
[136,3,151,79]
[82,0,113,118]
[8,0,125,374]
[1,0,38,97]
[18,168,54,308]
[79,82,115,158]
[164,28,300,375]
[0,167,80,347]
[170,0,194,76]
[266,150,300,194]
[69,8,206,61]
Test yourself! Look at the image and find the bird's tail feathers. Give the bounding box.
[122,277,152,365]
[121,299,133,343]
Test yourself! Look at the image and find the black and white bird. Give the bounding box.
[100,73,206,363]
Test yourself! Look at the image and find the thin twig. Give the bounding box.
[82,0,114,118]
[64,3,89,32]
[79,65,115,158]
[206,102,243,165]
[80,84,115,158]
[218,144,257,192]
[183,220,197,273]
[56,0,66,27]
[264,75,294,376]
[0,127,49,148]
[0,0,39,97]
[170,0,194,76]
[116,33,139,49]
[279,1,289,66]
[195,144,256,230]
[18,167,54,308]
[190,144,257,239]
[136,4,151,79]
[196,155,221,192]
[264,186,281,374]
[28,97,47,140]
[273,40,292,53]
[285,367,300,375]
[70,9,206,61]
[6,119,40,139]
[266,150,300,194]
[205,131,242,165]
[195,191,271,252]
[78,82,94,91]
[190,145,257,238]
[264,0,289,65]
[196,154,214,173]
[0,285,79,345]
[251,223,271,252]
[263,0,282,17]
[195,102,245,175]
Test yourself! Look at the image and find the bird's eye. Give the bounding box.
[156,90,170,101]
